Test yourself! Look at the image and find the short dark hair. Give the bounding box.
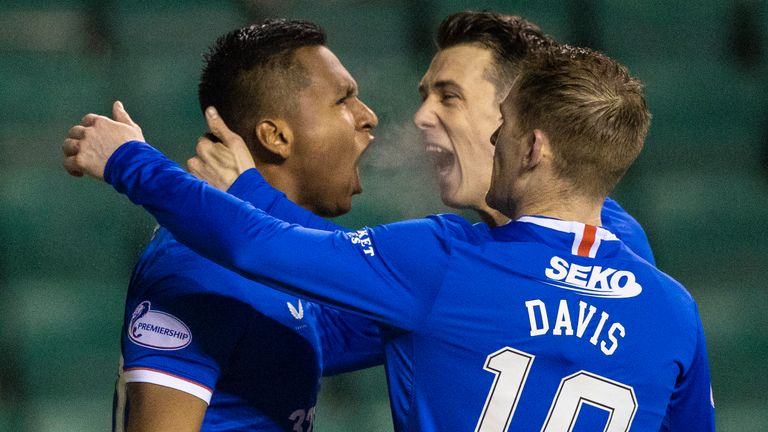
[198,19,326,152]
[436,11,554,100]
[512,45,651,196]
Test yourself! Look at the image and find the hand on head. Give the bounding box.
[62,101,145,180]
[187,107,255,191]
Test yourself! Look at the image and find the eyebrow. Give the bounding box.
[418,79,464,97]
[339,80,357,99]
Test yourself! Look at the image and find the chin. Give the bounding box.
[337,204,352,216]
[333,198,353,217]
[440,188,471,210]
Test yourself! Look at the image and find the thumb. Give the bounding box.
[112,100,136,125]
[205,106,239,146]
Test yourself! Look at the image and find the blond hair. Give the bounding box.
[513,45,651,196]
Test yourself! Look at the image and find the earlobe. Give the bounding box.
[255,120,292,160]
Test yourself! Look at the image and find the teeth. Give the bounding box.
[425,144,445,153]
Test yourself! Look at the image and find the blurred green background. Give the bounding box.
[1,0,767,430]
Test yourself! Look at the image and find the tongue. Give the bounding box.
[430,151,455,172]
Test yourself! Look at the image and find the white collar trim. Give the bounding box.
[516,216,618,258]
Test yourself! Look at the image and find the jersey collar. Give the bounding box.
[509,216,619,258]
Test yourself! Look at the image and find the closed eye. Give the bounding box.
[337,86,357,105]
[441,93,458,102]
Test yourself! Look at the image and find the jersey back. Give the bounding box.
[373,217,712,431]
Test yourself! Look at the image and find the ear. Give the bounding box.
[254,119,293,160]
[524,128,548,170]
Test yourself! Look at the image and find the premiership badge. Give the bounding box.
[128,301,192,350]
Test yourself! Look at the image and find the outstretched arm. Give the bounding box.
[63,103,448,330]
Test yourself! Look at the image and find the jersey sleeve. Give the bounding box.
[228,167,384,374]
[106,141,451,331]
[659,307,716,431]
[601,197,656,265]
[121,271,248,404]
[228,168,385,373]
[315,305,384,376]
[227,168,342,231]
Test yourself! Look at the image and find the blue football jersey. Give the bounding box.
[113,200,382,429]
[107,141,714,431]
[227,168,655,265]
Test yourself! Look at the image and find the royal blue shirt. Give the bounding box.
[113,183,383,430]
[224,168,656,266]
[107,141,713,431]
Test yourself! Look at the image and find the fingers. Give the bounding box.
[62,135,84,177]
[63,155,84,177]
[81,113,101,127]
[112,100,136,126]
[195,135,216,158]
[68,124,86,140]
[186,152,233,191]
[64,106,135,181]
[62,138,80,156]
[186,156,202,178]
[203,107,254,174]
[63,124,83,176]
[204,106,239,146]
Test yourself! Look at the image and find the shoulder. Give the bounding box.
[644,264,697,307]
[601,197,644,235]
[615,253,699,322]
[368,213,486,251]
[602,197,633,219]
[371,213,481,236]
[601,198,655,265]
[132,228,258,299]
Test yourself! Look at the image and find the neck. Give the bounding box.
[475,202,510,228]
[513,192,604,226]
[256,162,312,212]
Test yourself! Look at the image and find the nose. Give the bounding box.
[413,98,435,130]
[357,99,378,132]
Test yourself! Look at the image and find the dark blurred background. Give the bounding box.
[1,0,766,430]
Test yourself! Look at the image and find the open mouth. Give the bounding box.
[425,144,455,175]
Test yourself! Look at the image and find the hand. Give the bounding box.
[62,101,145,180]
[187,107,255,191]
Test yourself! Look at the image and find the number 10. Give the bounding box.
[475,347,637,432]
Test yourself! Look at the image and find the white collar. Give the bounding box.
[516,216,618,258]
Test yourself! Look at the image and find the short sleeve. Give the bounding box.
[122,267,249,403]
